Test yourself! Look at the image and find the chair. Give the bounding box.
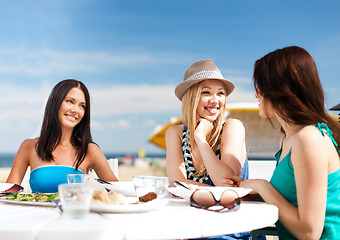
[22,166,32,193]
[89,158,119,179]
[250,226,278,239]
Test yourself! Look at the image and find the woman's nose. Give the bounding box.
[209,94,218,102]
[70,107,78,113]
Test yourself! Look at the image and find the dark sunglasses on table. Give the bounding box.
[0,184,24,196]
[190,189,240,213]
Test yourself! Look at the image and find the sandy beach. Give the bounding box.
[0,158,168,183]
[0,159,275,183]
[0,168,10,183]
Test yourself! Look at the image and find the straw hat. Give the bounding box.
[175,59,235,101]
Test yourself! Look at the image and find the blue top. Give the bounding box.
[270,123,340,239]
[182,125,249,186]
[29,166,85,193]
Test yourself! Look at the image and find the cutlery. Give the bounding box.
[95,178,112,185]
[174,181,191,190]
[53,199,63,213]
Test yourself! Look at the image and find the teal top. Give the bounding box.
[270,123,340,239]
[29,166,85,193]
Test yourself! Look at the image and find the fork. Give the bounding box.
[52,199,63,213]
[95,178,113,185]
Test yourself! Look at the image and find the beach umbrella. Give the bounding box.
[330,103,340,111]
[329,103,340,122]
[148,117,182,149]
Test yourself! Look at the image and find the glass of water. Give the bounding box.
[58,183,93,219]
[67,174,89,184]
[133,176,169,199]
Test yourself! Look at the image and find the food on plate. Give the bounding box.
[139,192,157,202]
[92,190,125,205]
[188,184,200,191]
[1,192,59,202]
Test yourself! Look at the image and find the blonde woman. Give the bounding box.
[166,59,249,187]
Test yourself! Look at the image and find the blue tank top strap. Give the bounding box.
[314,123,340,156]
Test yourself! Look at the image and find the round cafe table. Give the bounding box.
[0,197,278,240]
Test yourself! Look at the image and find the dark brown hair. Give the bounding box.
[253,46,340,143]
[36,79,92,169]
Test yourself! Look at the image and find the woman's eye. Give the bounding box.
[66,99,73,103]
[80,105,86,110]
[202,91,210,94]
[218,91,225,95]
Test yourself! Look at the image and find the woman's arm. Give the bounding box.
[166,125,210,187]
[6,139,33,185]
[87,143,118,182]
[195,119,246,186]
[239,127,329,239]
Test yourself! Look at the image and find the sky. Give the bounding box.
[0,0,339,155]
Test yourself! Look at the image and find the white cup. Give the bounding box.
[58,183,93,219]
[67,174,89,184]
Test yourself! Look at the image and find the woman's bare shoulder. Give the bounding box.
[166,124,184,136]
[20,138,39,149]
[87,142,102,154]
[224,118,245,129]
[222,118,245,135]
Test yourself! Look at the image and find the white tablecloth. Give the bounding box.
[0,198,278,240]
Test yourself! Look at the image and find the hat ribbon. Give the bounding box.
[186,70,223,81]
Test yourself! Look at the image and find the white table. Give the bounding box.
[0,198,278,240]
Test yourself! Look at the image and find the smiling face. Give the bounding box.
[196,79,226,122]
[58,87,86,130]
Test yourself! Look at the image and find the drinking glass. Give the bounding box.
[58,183,93,219]
[133,176,169,199]
[67,174,89,184]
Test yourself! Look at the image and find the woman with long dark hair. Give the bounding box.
[226,46,340,239]
[7,79,118,193]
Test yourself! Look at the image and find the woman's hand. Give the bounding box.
[194,118,214,143]
[222,175,243,187]
[239,179,270,195]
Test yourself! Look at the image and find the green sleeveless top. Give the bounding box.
[270,123,340,239]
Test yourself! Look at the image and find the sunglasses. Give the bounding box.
[190,189,240,212]
[0,184,24,196]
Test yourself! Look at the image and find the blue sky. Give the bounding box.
[0,0,339,155]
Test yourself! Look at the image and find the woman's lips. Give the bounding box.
[65,114,77,121]
[205,106,219,114]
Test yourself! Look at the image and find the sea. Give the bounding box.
[0,153,166,168]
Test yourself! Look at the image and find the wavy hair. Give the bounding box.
[181,81,226,176]
[253,46,340,143]
[36,79,92,169]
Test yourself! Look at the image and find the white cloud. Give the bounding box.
[90,85,181,116]
[0,48,191,76]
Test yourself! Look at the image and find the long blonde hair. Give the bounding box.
[181,81,226,176]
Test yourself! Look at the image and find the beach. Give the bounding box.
[0,168,10,183]
[0,158,168,183]
[0,158,275,183]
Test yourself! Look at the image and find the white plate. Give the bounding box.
[0,196,162,213]
[0,196,56,207]
[168,186,252,202]
[90,197,163,213]
[105,181,136,197]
